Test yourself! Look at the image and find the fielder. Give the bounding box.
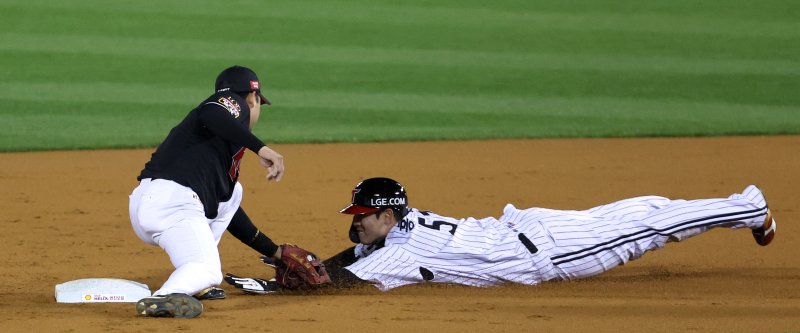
[226,177,776,292]
[129,66,321,318]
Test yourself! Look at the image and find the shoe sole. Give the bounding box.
[753,210,776,246]
[136,294,203,318]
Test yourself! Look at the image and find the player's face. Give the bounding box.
[247,91,261,130]
[352,210,395,244]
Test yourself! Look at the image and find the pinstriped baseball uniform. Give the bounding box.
[345,185,769,291]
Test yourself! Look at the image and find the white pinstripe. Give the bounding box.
[345,185,770,291]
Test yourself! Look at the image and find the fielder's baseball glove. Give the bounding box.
[265,244,331,290]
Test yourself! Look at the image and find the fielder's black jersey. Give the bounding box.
[138,91,264,218]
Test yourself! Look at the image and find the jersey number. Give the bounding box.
[229,147,245,181]
[417,215,458,235]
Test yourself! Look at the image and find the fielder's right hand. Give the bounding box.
[257,146,284,181]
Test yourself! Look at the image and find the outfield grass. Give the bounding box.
[0,0,798,151]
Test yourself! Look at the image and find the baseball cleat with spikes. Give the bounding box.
[136,293,203,318]
[194,287,225,300]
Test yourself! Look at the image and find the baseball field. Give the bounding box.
[1,0,799,332]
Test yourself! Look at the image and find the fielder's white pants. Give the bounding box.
[129,178,242,296]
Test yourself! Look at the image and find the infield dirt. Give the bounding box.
[1,137,798,332]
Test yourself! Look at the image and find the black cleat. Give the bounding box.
[194,287,225,300]
[136,293,203,318]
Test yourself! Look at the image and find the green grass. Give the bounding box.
[1,0,798,151]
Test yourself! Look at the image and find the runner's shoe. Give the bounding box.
[752,209,776,246]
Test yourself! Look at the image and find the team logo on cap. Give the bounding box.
[250,81,259,90]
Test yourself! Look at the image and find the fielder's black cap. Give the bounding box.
[215,65,271,105]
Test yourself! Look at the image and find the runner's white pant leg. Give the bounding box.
[128,179,223,296]
[645,185,767,242]
[545,185,768,280]
[585,195,673,220]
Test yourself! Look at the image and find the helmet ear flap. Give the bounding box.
[398,206,408,219]
[388,207,407,221]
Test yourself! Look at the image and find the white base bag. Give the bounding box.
[55,278,151,303]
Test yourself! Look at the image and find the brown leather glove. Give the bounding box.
[272,244,331,290]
